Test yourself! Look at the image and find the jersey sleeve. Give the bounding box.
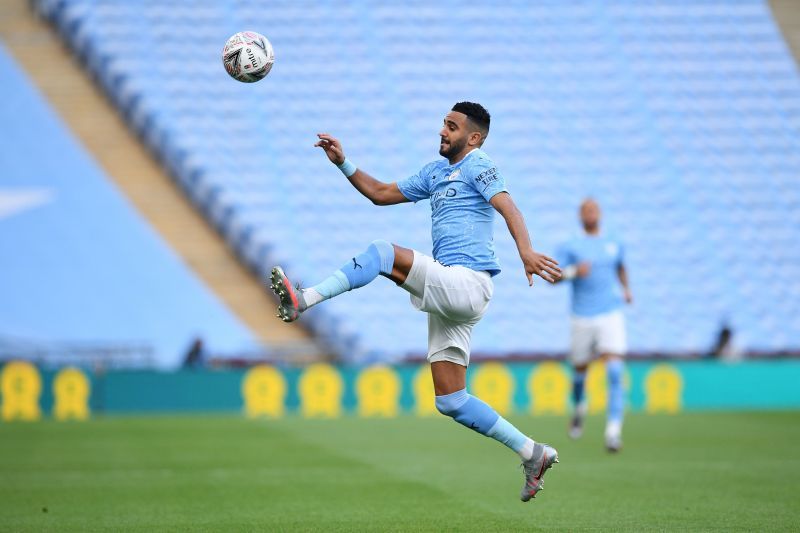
[466,154,508,201]
[397,162,435,202]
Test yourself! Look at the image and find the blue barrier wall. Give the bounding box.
[0,44,257,368]
[2,360,798,420]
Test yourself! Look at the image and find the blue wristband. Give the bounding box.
[337,158,357,178]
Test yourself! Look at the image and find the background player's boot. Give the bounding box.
[605,422,623,453]
[269,266,304,322]
[568,403,586,439]
[520,442,558,502]
[568,413,583,439]
[605,434,622,453]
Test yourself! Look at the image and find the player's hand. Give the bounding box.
[522,249,561,286]
[623,288,633,304]
[576,262,592,278]
[314,133,346,165]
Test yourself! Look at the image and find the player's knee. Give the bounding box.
[370,239,394,260]
[434,397,456,417]
[434,389,467,417]
[368,239,395,274]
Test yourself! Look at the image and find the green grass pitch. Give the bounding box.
[1,411,798,531]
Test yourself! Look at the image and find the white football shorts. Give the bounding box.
[401,251,493,367]
[569,309,627,366]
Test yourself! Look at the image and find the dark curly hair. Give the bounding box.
[452,101,490,137]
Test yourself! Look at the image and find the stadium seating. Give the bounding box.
[0,43,257,368]
[33,0,800,362]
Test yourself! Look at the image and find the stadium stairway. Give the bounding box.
[29,0,800,363]
[770,0,800,66]
[0,0,324,365]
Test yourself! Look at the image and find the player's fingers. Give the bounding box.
[541,254,558,265]
[540,271,556,283]
[540,259,561,273]
[543,264,562,278]
[542,258,560,271]
[526,271,533,286]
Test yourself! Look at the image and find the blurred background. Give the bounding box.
[1,0,798,402]
[0,1,799,529]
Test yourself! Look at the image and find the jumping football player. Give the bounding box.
[555,199,632,452]
[269,102,561,502]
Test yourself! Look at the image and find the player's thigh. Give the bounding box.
[596,311,627,356]
[400,250,431,301]
[427,312,475,368]
[421,264,493,322]
[569,317,597,367]
[387,244,414,285]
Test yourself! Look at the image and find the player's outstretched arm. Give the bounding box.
[490,192,562,286]
[618,264,633,303]
[315,133,408,206]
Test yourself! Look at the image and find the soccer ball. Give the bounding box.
[222,31,274,83]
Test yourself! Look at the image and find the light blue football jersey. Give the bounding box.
[557,233,625,317]
[397,149,507,275]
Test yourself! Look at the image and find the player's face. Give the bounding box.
[439,112,470,159]
[580,200,601,229]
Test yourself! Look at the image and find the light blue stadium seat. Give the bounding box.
[36,0,800,361]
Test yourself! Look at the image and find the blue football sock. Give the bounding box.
[606,359,625,424]
[340,239,394,288]
[303,240,394,309]
[308,271,350,301]
[572,369,586,408]
[436,389,531,458]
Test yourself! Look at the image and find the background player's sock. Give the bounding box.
[572,369,586,408]
[301,240,394,310]
[435,389,535,460]
[606,358,625,434]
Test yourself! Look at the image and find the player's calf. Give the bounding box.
[605,357,625,452]
[435,389,535,458]
[569,367,587,439]
[269,240,395,322]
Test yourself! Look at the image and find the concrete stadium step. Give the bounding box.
[0,0,324,363]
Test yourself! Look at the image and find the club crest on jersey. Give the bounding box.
[446,169,461,181]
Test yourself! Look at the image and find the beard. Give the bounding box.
[439,136,467,159]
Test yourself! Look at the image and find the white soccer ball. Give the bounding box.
[222,31,274,83]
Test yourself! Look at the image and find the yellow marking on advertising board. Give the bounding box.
[645,364,682,413]
[529,362,569,415]
[413,365,437,416]
[298,363,343,418]
[242,365,287,418]
[356,366,400,417]
[586,360,607,414]
[471,362,514,415]
[53,367,90,420]
[1,361,42,421]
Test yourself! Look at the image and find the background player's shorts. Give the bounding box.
[401,251,493,367]
[569,309,627,366]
